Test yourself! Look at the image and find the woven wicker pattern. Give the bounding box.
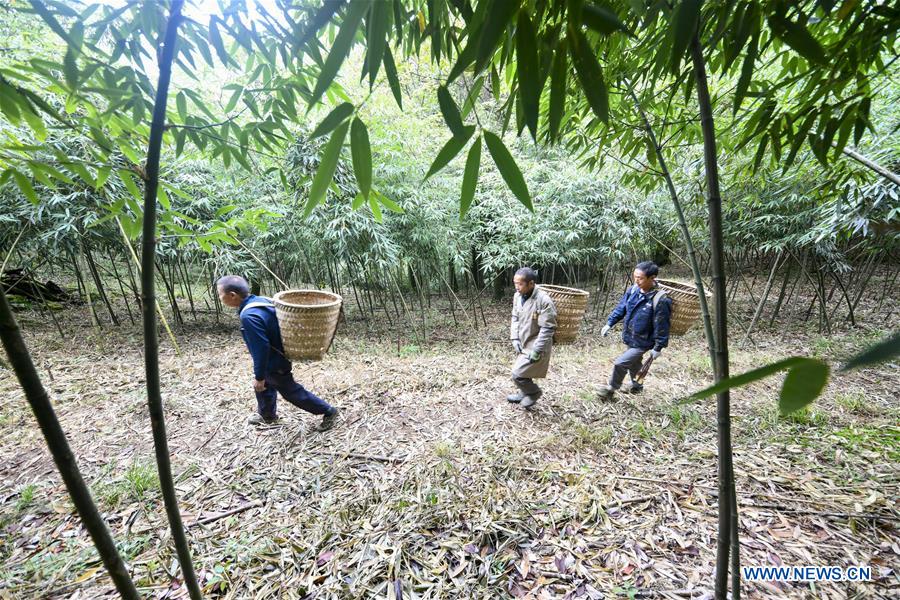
[538,284,590,345]
[656,279,710,336]
[273,290,342,361]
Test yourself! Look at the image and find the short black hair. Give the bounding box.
[515,267,538,282]
[635,261,659,277]
[217,275,250,297]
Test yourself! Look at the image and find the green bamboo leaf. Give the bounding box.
[350,117,372,200]
[20,106,47,141]
[732,33,758,115]
[474,0,518,73]
[176,91,187,122]
[224,86,243,113]
[779,359,829,415]
[669,0,702,72]
[768,13,826,65]
[841,332,900,371]
[548,39,567,142]
[309,0,369,108]
[437,85,465,137]
[459,136,481,219]
[311,102,355,139]
[688,357,806,401]
[208,18,232,67]
[516,10,541,141]
[158,186,171,210]
[383,45,403,109]
[377,193,404,213]
[582,3,632,36]
[63,47,78,89]
[447,35,478,83]
[305,119,350,218]
[367,0,390,88]
[94,167,111,190]
[368,195,383,222]
[424,126,475,180]
[483,130,532,211]
[118,170,143,201]
[351,192,367,210]
[568,28,608,123]
[12,170,38,205]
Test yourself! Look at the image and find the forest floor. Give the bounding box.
[0,279,898,599]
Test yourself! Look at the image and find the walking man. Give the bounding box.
[217,275,340,430]
[597,261,672,400]
[507,267,558,409]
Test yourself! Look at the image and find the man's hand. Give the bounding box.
[528,350,542,363]
[253,378,266,393]
[512,339,523,354]
[649,349,662,359]
[601,324,611,337]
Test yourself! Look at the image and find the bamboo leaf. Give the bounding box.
[377,193,404,213]
[424,126,475,180]
[459,135,481,219]
[305,119,350,217]
[474,0,518,73]
[779,359,829,415]
[688,357,807,401]
[483,130,532,211]
[311,102,355,139]
[548,39,567,142]
[208,18,232,67]
[350,117,372,200]
[582,3,632,36]
[12,170,38,204]
[437,85,465,137]
[118,170,143,202]
[516,10,541,141]
[669,0,702,72]
[367,0,390,88]
[383,45,403,109]
[309,0,369,108]
[841,331,900,371]
[351,192,367,210]
[768,13,827,65]
[368,195,383,221]
[568,28,608,123]
[63,47,78,89]
[732,33,758,115]
[176,91,187,122]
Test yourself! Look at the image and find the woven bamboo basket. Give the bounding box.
[273,290,342,361]
[656,279,711,336]
[538,284,590,344]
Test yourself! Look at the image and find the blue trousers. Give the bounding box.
[255,368,332,418]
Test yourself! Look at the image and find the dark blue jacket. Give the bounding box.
[238,295,291,379]
[607,284,672,351]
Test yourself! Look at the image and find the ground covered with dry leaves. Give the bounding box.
[1,285,898,599]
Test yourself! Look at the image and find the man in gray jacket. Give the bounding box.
[507,267,558,409]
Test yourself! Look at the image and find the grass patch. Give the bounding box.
[94,461,160,508]
[632,421,661,441]
[15,484,37,512]
[664,405,705,439]
[567,420,613,451]
[834,390,874,415]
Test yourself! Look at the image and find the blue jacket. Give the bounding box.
[607,284,672,351]
[238,295,291,379]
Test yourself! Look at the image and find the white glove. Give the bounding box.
[601,324,611,337]
[650,349,662,359]
[512,339,523,354]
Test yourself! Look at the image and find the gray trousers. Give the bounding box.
[609,347,647,389]
[511,361,542,396]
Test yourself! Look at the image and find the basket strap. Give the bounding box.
[240,300,275,315]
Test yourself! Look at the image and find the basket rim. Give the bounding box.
[656,278,713,298]
[538,284,590,297]
[273,289,343,309]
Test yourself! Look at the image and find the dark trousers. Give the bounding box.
[609,347,647,389]
[255,369,332,418]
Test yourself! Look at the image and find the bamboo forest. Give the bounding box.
[0,0,898,598]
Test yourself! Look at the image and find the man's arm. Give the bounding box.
[510,294,520,340]
[532,297,558,354]
[240,312,271,380]
[606,286,633,326]
[653,296,672,351]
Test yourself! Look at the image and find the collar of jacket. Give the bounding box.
[238,294,258,314]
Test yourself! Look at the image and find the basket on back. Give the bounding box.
[273,290,342,360]
[656,279,710,336]
[538,284,590,344]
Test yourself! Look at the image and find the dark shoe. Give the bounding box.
[627,383,644,394]
[520,391,541,408]
[507,392,524,403]
[317,407,340,432]
[248,413,279,425]
[596,386,616,402]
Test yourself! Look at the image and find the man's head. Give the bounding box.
[633,261,659,292]
[513,267,538,295]
[217,275,250,308]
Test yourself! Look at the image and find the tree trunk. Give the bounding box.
[137,2,202,598]
[691,35,738,600]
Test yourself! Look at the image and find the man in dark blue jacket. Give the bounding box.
[597,261,672,400]
[217,275,339,429]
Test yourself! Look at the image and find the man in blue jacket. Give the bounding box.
[217,275,339,430]
[597,261,672,400]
